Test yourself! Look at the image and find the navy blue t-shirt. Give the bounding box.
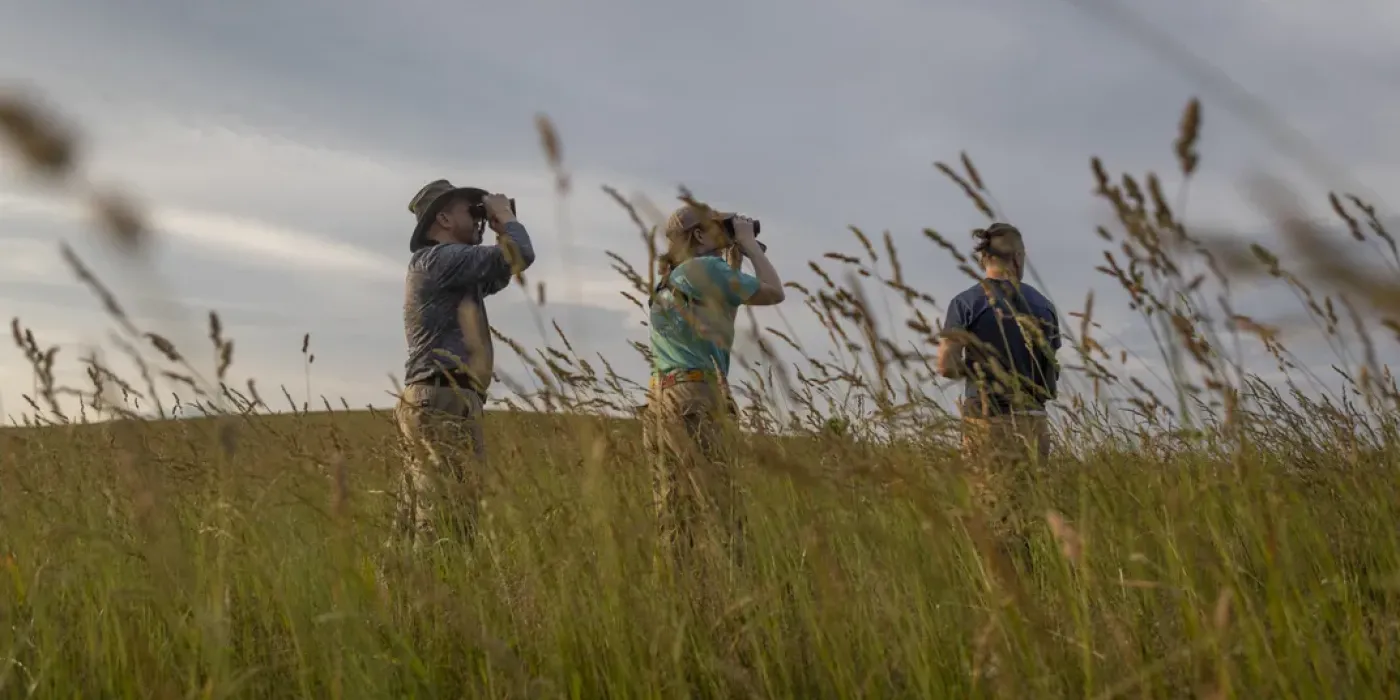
[943,278,1061,415]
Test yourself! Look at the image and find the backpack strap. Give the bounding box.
[1004,286,1058,401]
[975,280,1057,404]
[649,269,696,308]
[649,253,728,309]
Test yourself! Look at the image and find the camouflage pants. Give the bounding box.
[641,380,744,571]
[393,383,486,548]
[960,412,1052,539]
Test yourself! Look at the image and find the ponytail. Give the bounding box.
[971,222,1024,266]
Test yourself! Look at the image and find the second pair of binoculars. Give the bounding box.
[720,215,760,237]
[720,214,766,251]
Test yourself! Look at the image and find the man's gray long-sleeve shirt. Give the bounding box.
[403,221,536,391]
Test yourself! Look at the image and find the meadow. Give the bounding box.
[4,91,1400,698]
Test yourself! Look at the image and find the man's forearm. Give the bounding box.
[496,220,537,271]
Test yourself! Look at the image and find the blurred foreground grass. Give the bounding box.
[2,403,1399,698]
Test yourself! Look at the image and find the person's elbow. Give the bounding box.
[745,283,785,306]
[936,341,965,378]
[499,242,535,275]
[517,243,538,271]
[504,222,538,271]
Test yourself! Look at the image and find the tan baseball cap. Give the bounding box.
[663,203,735,237]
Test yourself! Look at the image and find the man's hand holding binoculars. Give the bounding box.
[482,193,517,234]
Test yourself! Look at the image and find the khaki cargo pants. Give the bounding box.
[961,411,1052,539]
[393,382,486,548]
[641,378,744,572]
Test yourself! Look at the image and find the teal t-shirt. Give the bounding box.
[649,255,762,377]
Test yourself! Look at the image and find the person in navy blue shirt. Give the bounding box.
[937,223,1060,464]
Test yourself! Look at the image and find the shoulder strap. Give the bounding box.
[649,254,729,308]
[980,281,1057,402]
[649,268,696,308]
[1006,285,1058,398]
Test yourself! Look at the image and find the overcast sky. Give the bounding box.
[1,0,1397,423]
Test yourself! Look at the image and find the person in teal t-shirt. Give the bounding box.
[643,201,786,573]
[650,253,759,378]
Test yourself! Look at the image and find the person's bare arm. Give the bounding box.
[937,298,971,378]
[936,335,968,379]
[731,217,784,306]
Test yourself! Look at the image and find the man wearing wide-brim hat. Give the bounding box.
[395,178,537,549]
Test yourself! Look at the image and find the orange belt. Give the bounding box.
[649,369,727,391]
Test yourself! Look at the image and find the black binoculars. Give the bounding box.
[721,215,761,237]
[467,196,515,221]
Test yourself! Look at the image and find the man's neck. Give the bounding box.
[429,230,475,247]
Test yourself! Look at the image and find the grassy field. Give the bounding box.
[3,396,1400,698]
[4,94,1400,697]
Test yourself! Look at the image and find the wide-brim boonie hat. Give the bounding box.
[407,179,489,252]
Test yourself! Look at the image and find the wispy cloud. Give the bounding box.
[1,0,1397,418]
[1,190,400,278]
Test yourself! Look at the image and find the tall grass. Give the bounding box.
[3,89,1400,698]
